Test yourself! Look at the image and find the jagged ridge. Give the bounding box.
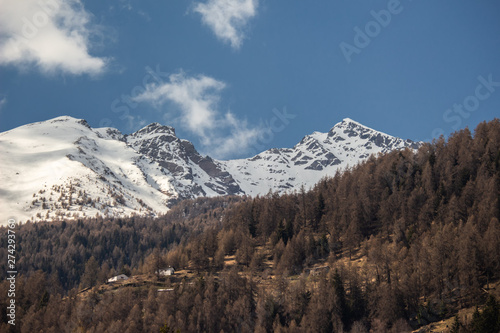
[0,116,420,224]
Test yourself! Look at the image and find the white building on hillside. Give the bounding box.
[107,274,129,283]
[156,267,175,276]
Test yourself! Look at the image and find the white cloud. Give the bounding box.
[193,0,258,49]
[134,71,263,158]
[0,0,107,75]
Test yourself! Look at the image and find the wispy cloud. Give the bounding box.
[0,0,108,75]
[193,0,258,49]
[0,96,7,112]
[118,0,133,11]
[124,114,147,132]
[113,0,151,21]
[133,71,263,159]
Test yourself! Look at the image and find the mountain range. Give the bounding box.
[0,116,420,224]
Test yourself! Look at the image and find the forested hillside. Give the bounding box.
[1,119,499,333]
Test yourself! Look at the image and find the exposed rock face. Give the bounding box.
[0,116,420,223]
[224,118,421,196]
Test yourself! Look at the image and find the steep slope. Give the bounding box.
[0,116,420,224]
[0,116,172,223]
[224,118,420,196]
[126,123,243,203]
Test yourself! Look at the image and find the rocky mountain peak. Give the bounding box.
[0,116,421,224]
[131,122,176,137]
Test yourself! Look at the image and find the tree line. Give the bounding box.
[1,118,499,332]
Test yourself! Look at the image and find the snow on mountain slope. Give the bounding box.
[223,118,420,196]
[0,116,420,224]
[0,116,172,223]
[126,123,244,203]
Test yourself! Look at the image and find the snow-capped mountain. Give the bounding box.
[0,117,173,224]
[125,122,243,201]
[0,116,420,224]
[225,118,420,195]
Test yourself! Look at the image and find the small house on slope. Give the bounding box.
[107,274,129,283]
[156,267,175,276]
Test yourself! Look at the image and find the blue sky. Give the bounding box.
[0,0,499,159]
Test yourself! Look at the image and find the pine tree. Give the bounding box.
[478,295,500,333]
[81,256,99,289]
[332,270,350,330]
[450,315,461,333]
